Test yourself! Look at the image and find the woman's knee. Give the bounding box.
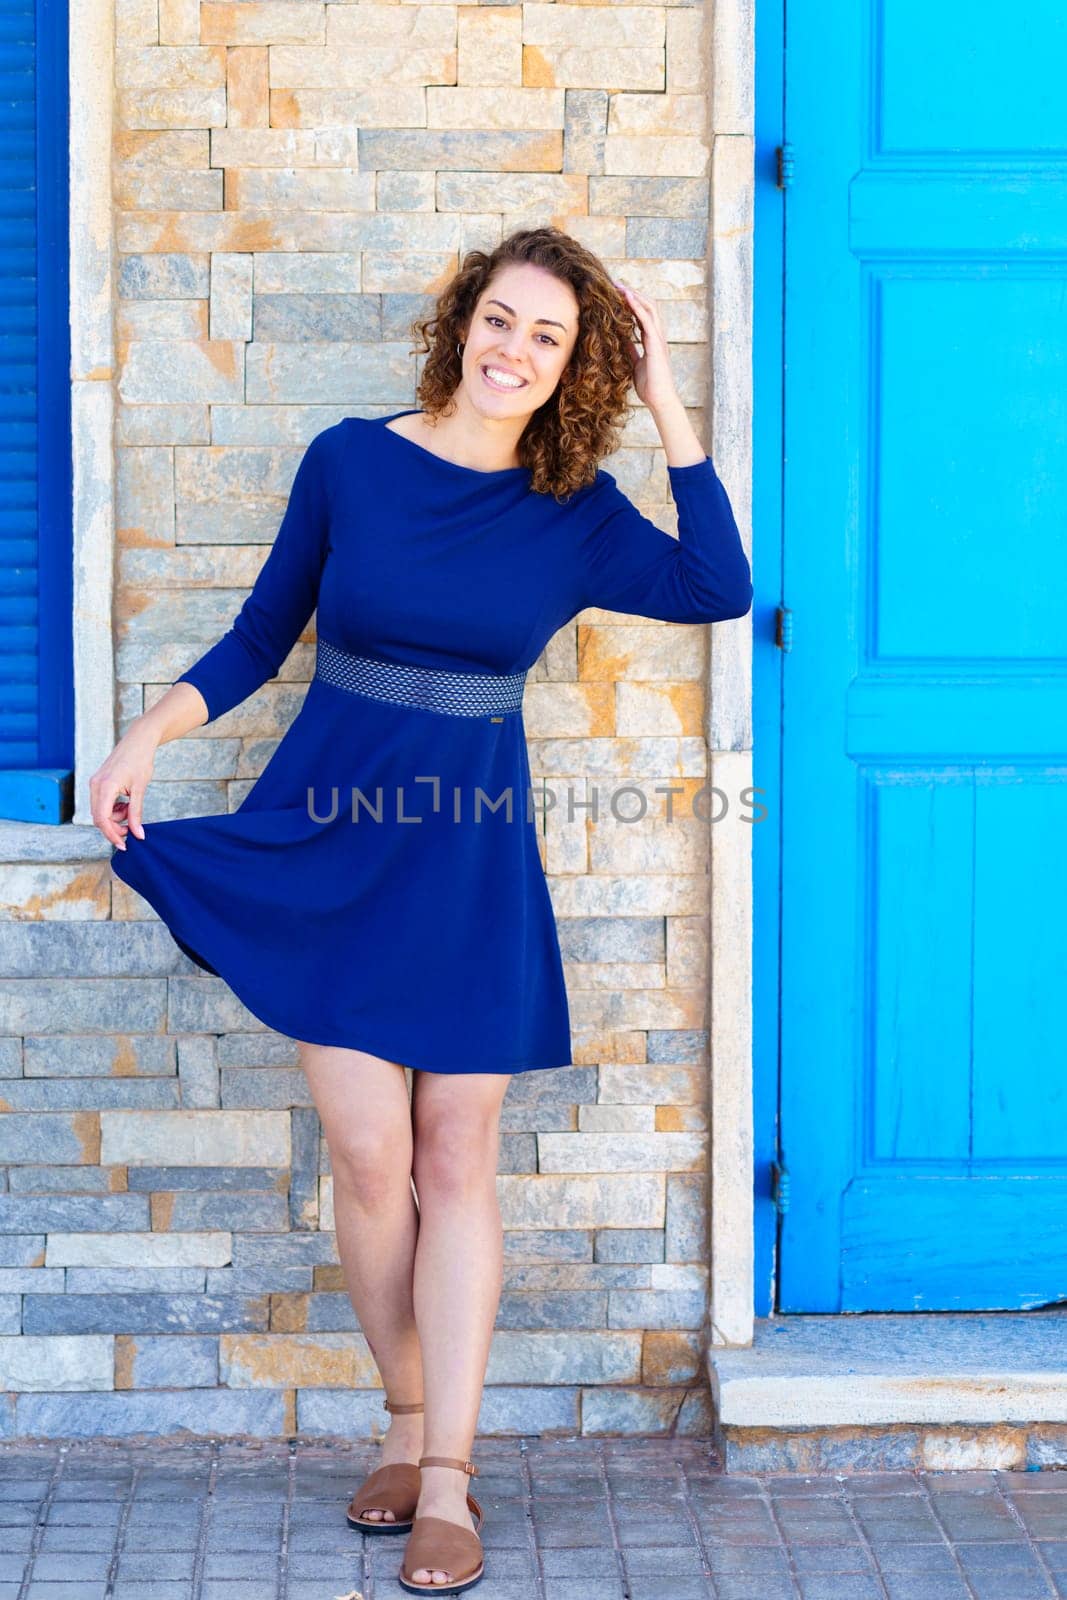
[410,1094,506,1199]
[299,1042,413,1204]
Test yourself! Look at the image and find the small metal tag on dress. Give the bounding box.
[490,716,503,723]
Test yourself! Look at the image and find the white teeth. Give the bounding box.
[483,365,525,388]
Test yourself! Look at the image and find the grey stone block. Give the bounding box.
[647,1030,707,1064]
[0,1079,179,1110]
[0,1197,150,1234]
[21,1295,269,1336]
[21,1036,175,1075]
[231,1234,337,1267]
[161,1193,290,1232]
[15,1389,287,1440]
[119,1335,218,1388]
[595,1229,665,1265]
[8,1168,121,1196]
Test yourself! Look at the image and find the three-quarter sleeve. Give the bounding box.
[577,454,753,623]
[174,423,342,724]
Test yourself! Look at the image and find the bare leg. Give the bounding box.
[406,1067,512,1587]
[298,1040,423,1522]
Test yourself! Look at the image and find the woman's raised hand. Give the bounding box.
[613,281,680,414]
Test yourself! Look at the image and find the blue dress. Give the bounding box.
[110,410,752,1073]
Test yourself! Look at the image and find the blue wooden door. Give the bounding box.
[776,1,1067,1309]
[0,0,74,824]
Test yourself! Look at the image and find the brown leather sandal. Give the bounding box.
[398,1455,484,1595]
[346,1397,424,1534]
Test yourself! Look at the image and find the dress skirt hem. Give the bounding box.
[110,848,570,1076]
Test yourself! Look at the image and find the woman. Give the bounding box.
[93,226,753,1594]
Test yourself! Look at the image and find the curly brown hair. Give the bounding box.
[409,226,639,503]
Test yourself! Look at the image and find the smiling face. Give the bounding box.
[460,262,581,420]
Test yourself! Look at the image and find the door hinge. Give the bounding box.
[776,142,794,189]
[770,1156,790,1215]
[775,605,793,651]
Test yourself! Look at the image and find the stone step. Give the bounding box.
[707,1310,1067,1474]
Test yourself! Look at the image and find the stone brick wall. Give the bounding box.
[0,0,732,1439]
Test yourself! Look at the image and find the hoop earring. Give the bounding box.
[456,341,464,357]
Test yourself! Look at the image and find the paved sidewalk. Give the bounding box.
[1,1436,1065,1600]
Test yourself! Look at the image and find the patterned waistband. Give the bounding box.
[314,637,528,718]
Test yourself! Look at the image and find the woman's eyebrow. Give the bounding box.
[486,298,570,331]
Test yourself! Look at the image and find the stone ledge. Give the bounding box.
[0,821,111,863]
[707,1312,1067,1472]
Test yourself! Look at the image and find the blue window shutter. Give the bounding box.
[0,0,74,824]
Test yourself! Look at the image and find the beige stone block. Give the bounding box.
[548,871,709,918]
[667,10,706,93]
[0,864,112,922]
[588,812,706,876]
[326,4,457,47]
[615,682,704,737]
[116,47,226,91]
[45,1232,232,1267]
[99,1110,290,1166]
[227,47,270,129]
[159,0,200,46]
[608,92,705,137]
[119,404,211,447]
[578,624,705,683]
[545,778,589,876]
[119,168,223,212]
[210,253,253,342]
[578,1104,656,1132]
[361,250,462,293]
[227,168,376,212]
[115,446,174,551]
[315,130,362,167]
[656,1105,707,1132]
[523,682,613,739]
[200,3,326,46]
[524,46,664,93]
[563,960,665,992]
[497,1172,665,1228]
[458,7,522,86]
[172,443,304,501]
[666,914,707,989]
[427,86,562,129]
[118,545,264,589]
[210,129,317,167]
[571,1028,647,1066]
[435,171,587,215]
[604,135,709,178]
[117,301,208,342]
[119,341,244,405]
[530,736,707,780]
[537,1132,704,1174]
[319,1174,334,1233]
[599,1064,705,1105]
[568,987,706,1032]
[240,257,362,296]
[117,87,229,132]
[219,1333,377,1388]
[114,129,210,172]
[270,86,428,131]
[524,6,665,50]
[244,340,408,403]
[117,0,158,46]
